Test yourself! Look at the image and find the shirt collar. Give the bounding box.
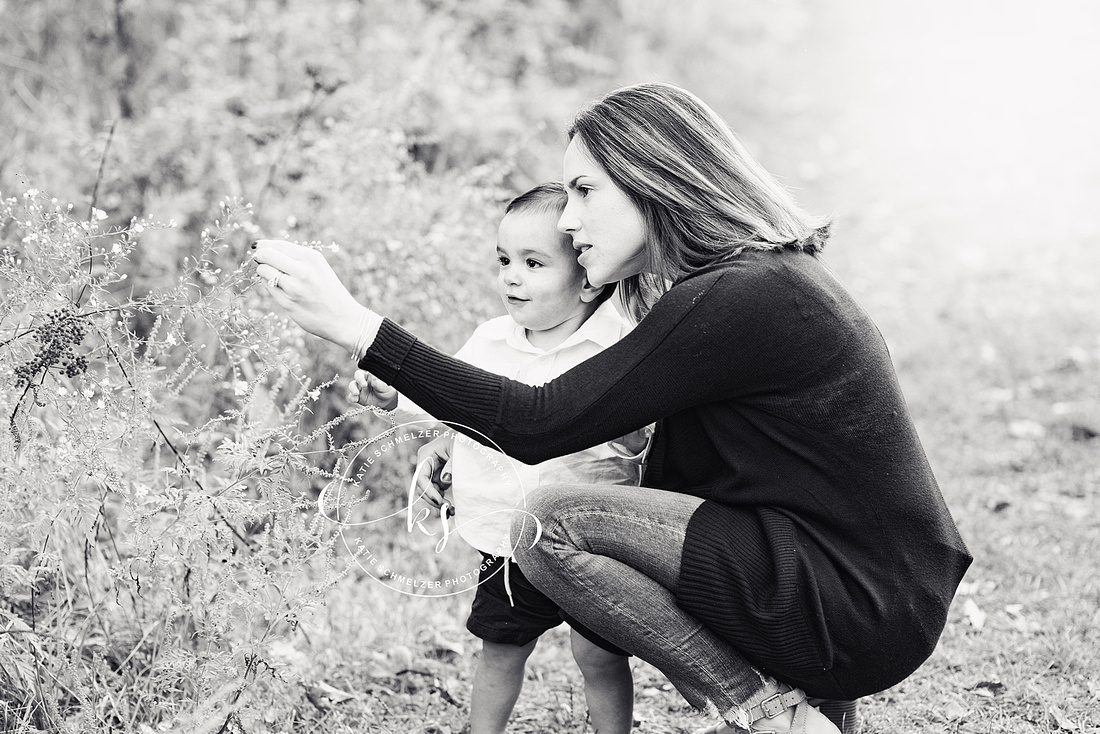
[498,298,628,354]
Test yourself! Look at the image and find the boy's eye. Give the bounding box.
[497,255,509,266]
[525,259,542,268]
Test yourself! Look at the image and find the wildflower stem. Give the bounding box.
[98,331,258,552]
[78,120,117,306]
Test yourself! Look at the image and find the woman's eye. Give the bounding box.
[577,186,591,197]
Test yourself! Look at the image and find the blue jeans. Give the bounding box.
[512,483,773,725]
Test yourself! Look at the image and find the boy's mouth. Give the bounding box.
[505,294,528,305]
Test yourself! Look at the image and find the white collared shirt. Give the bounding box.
[399,299,652,556]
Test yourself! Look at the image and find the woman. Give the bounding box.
[253,83,971,734]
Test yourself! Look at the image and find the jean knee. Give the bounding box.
[511,483,575,566]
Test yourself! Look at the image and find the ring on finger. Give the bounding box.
[269,273,281,289]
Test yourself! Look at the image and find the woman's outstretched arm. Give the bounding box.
[253,240,863,467]
[251,240,735,461]
[360,259,827,465]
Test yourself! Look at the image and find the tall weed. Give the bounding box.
[0,187,380,732]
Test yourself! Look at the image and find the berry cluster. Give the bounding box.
[13,306,89,387]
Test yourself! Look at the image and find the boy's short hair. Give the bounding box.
[505,182,617,306]
[505,181,567,218]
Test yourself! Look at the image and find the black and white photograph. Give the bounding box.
[1,1,1097,732]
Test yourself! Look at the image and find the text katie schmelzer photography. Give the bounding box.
[320,421,539,597]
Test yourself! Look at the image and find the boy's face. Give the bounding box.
[496,210,593,333]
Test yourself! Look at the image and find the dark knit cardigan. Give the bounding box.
[359,247,972,699]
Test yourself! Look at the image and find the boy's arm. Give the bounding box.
[349,370,453,513]
[412,434,455,514]
[349,368,444,428]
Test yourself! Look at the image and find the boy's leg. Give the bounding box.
[570,629,633,734]
[469,638,537,734]
[465,553,568,733]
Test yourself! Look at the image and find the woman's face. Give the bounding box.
[558,137,649,288]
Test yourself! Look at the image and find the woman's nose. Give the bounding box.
[557,204,578,234]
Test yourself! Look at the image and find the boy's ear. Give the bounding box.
[579,278,606,304]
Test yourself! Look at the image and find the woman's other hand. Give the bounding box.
[252,239,367,352]
[348,369,400,411]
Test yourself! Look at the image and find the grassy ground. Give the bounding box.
[816,226,1100,734]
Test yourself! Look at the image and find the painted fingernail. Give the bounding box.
[250,241,257,249]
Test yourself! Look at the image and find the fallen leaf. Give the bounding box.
[389,644,414,669]
[423,644,463,663]
[956,579,996,596]
[1071,423,1099,441]
[303,680,357,710]
[942,701,969,721]
[1004,605,1040,633]
[1049,705,1078,731]
[1008,419,1045,439]
[963,598,986,630]
[968,680,1006,698]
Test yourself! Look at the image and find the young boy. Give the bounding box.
[350,182,650,734]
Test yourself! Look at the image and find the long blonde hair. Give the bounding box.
[568,82,830,319]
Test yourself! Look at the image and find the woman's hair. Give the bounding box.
[504,181,617,307]
[567,82,830,319]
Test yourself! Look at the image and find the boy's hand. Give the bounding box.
[347,369,399,410]
[413,435,454,515]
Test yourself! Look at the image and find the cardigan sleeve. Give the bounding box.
[359,254,848,465]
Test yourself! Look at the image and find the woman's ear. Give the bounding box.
[579,278,606,303]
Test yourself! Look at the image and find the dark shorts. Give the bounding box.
[466,553,629,657]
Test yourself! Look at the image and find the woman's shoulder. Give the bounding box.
[673,247,821,294]
[648,249,847,329]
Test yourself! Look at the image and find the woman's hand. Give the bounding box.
[347,369,400,411]
[251,239,368,353]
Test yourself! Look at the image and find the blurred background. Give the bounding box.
[2,0,1098,731]
[3,0,1098,360]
